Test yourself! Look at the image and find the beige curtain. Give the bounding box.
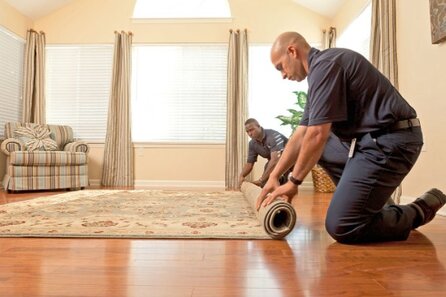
[225,29,249,190]
[101,31,134,187]
[22,30,46,124]
[370,0,398,88]
[322,27,337,49]
[370,0,401,203]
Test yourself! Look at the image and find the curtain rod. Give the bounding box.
[28,29,45,34]
[229,28,247,33]
[114,30,133,35]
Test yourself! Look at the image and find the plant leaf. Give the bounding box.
[296,91,307,108]
[276,90,308,131]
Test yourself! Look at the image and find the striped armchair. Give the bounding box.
[1,122,89,191]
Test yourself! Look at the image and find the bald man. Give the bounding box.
[256,31,446,244]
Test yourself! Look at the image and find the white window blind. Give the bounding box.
[132,45,227,143]
[46,45,113,141]
[0,26,24,138]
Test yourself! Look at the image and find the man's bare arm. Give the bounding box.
[289,123,331,182]
[259,151,280,183]
[238,162,254,187]
[258,123,331,208]
[255,125,307,208]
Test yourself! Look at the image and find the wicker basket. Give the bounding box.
[311,165,336,193]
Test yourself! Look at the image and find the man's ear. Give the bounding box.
[287,45,298,58]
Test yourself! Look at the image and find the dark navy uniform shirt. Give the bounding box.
[300,47,417,140]
[247,128,288,163]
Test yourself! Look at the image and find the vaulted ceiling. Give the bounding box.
[4,0,348,21]
[3,0,75,20]
[293,0,348,18]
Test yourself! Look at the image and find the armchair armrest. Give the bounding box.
[1,138,25,155]
[63,141,90,153]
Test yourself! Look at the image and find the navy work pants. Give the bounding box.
[318,127,423,243]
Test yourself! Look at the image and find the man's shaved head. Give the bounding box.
[271,32,310,57]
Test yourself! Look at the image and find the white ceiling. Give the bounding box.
[5,0,348,21]
[293,0,349,18]
[4,0,75,20]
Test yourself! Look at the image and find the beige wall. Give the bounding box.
[34,0,328,44]
[30,0,329,187]
[0,0,32,37]
[396,0,446,196]
[87,144,225,186]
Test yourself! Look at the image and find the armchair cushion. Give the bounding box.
[14,124,58,151]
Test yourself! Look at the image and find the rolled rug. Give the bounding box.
[241,182,297,239]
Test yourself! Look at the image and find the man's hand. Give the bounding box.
[259,181,298,209]
[255,178,280,210]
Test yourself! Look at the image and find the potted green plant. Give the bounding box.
[276,91,336,193]
[276,91,307,132]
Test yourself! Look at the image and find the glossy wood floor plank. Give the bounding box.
[0,188,445,297]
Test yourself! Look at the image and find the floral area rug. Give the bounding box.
[0,190,271,239]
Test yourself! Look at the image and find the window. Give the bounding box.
[132,0,231,20]
[337,2,372,59]
[132,45,227,143]
[46,45,113,141]
[0,26,25,137]
[248,45,308,137]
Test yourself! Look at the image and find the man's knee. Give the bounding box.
[325,212,361,244]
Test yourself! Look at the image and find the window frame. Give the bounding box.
[0,26,25,138]
[45,44,113,142]
[131,43,228,144]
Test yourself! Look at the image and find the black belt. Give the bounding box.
[344,118,420,157]
[340,118,421,142]
[370,118,421,138]
[389,118,421,131]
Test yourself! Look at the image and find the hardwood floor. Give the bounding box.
[0,188,445,297]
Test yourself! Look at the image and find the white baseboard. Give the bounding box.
[400,195,446,217]
[136,179,225,190]
[89,179,225,190]
[89,179,314,191]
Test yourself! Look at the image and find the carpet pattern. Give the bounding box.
[0,189,272,239]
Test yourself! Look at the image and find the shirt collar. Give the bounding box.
[308,47,321,74]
